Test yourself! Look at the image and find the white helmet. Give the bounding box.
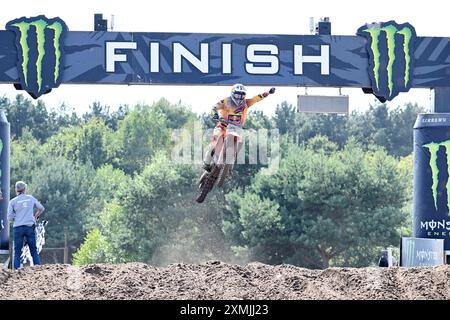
[230,83,247,105]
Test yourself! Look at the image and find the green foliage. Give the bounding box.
[83,164,130,231]
[10,129,47,196]
[397,154,413,238]
[347,102,425,156]
[43,126,81,161]
[47,102,82,130]
[91,153,234,265]
[7,95,420,268]
[2,95,49,140]
[29,156,97,249]
[112,152,191,261]
[115,104,171,174]
[274,101,296,136]
[245,110,274,130]
[274,102,349,147]
[151,98,197,129]
[74,119,114,168]
[43,119,115,169]
[225,137,410,268]
[72,228,109,265]
[82,101,129,130]
[274,101,425,156]
[98,201,133,263]
[306,135,339,154]
[1,94,81,142]
[95,164,129,196]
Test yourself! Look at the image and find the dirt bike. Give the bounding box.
[196,118,243,203]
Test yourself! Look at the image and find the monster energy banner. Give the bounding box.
[413,113,450,250]
[401,237,444,267]
[357,21,416,101]
[1,16,450,99]
[5,16,67,99]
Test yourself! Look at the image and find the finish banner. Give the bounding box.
[1,16,450,100]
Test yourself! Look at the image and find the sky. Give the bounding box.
[0,0,445,116]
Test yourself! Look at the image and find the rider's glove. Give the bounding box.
[262,88,276,97]
[211,109,219,122]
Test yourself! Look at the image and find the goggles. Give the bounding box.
[233,91,246,100]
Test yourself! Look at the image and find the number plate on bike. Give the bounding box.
[228,114,242,124]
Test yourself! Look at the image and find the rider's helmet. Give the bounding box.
[230,83,247,105]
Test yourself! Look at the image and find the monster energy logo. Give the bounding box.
[423,140,450,213]
[357,21,416,101]
[6,15,67,99]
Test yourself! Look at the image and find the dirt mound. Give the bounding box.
[0,261,448,300]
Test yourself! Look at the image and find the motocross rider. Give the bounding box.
[203,84,275,171]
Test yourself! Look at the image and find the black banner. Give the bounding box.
[413,113,450,251]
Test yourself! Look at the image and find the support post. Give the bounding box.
[64,228,68,264]
[431,88,450,113]
[0,110,10,265]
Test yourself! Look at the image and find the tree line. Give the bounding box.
[2,94,423,268]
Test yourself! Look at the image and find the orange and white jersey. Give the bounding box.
[214,94,267,126]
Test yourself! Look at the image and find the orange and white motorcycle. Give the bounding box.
[196,118,243,203]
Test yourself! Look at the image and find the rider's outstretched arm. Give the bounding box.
[246,87,276,107]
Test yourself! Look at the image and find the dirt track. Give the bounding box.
[0,261,448,300]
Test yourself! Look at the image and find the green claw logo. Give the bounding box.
[423,140,450,214]
[6,15,67,99]
[357,21,416,101]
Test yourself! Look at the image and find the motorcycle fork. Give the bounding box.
[224,134,240,171]
[214,134,240,172]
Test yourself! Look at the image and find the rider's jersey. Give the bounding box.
[214,94,266,126]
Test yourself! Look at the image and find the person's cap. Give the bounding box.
[15,181,27,191]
